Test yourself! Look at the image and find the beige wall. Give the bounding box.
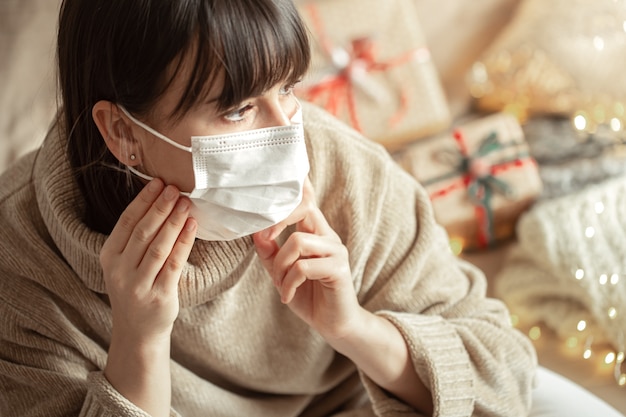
[0,0,60,173]
[414,0,522,117]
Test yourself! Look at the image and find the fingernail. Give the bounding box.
[258,228,271,240]
[281,291,290,304]
[164,186,178,201]
[176,198,190,212]
[148,178,162,192]
[186,218,197,232]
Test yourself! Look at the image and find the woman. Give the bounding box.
[0,0,537,416]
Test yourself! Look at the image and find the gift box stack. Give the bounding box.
[294,0,451,151]
[465,0,626,201]
[294,0,543,252]
[396,113,542,251]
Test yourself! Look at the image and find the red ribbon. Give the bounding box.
[429,129,537,248]
[300,4,427,133]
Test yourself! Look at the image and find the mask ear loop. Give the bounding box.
[118,106,193,153]
[127,166,192,197]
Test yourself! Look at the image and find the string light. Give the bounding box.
[594,201,605,214]
[511,317,625,386]
[566,337,579,349]
[464,35,626,382]
[528,326,542,341]
[526,246,625,387]
[610,274,620,285]
[570,99,626,143]
[582,336,594,361]
[599,274,608,285]
[616,351,625,386]
[449,237,464,256]
[593,36,605,51]
[606,352,616,364]
[610,117,622,132]
[573,113,588,131]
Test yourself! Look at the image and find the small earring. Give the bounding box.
[129,154,136,161]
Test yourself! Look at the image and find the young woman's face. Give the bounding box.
[126,53,301,193]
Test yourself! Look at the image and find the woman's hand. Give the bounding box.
[100,178,196,341]
[253,178,361,341]
[99,178,197,417]
[254,179,433,414]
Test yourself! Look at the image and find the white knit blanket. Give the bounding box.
[495,175,626,354]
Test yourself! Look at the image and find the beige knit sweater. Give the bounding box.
[0,104,536,417]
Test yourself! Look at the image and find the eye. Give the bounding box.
[279,82,298,96]
[224,104,253,122]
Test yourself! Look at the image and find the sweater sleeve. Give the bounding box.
[352,160,537,417]
[82,372,181,417]
[0,279,181,417]
[302,103,537,417]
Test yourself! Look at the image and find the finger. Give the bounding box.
[280,262,308,304]
[280,256,349,304]
[104,178,164,255]
[137,196,192,284]
[154,216,197,294]
[296,205,338,239]
[123,185,182,268]
[272,232,336,284]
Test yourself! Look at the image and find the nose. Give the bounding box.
[262,92,300,128]
[264,101,293,127]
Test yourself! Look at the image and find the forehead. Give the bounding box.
[157,46,225,119]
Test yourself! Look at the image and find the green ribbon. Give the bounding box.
[425,131,528,248]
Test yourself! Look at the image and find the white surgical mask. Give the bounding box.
[119,105,309,241]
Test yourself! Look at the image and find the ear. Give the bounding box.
[92,100,141,165]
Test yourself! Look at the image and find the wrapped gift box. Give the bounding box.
[294,0,451,151]
[396,112,543,250]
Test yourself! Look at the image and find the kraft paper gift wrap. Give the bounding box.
[397,112,542,250]
[294,0,451,151]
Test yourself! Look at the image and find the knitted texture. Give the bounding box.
[495,175,626,352]
[523,116,626,200]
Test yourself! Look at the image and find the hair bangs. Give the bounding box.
[173,0,310,116]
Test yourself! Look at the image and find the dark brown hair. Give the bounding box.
[57,0,310,234]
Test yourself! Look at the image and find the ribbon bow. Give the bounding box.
[300,4,427,132]
[427,129,529,248]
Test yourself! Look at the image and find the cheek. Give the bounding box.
[170,152,196,193]
[143,142,196,193]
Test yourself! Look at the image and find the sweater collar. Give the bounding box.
[34,121,257,308]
